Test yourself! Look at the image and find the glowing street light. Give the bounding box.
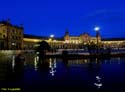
[94,26,100,54]
[50,34,55,52]
[94,26,100,31]
[50,34,55,41]
[50,34,54,38]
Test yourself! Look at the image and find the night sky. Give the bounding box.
[0,0,125,38]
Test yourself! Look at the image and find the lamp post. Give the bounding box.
[94,26,100,54]
[50,34,54,39]
[50,34,55,52]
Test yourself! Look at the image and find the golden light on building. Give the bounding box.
[23,38,41,42]
[0,19,23,50]
[0,20,125,50]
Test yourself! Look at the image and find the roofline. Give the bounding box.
[24,34,48,39]
[0,20,23,29]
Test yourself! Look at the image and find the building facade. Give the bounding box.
[0,20,125,50]
[0,23,7,49]
[102,38,125,48]
[64,31,101,44]
[0,20,24,50]
[23,31,125,50]
[23,30,101,50]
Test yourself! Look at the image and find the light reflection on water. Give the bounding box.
[34,56,39,71]
[0,54,125,91]
[49,58,57,76]
[94,76,102,89]
[12,55,15,72]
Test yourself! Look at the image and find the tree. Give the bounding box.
[36,41,51,56]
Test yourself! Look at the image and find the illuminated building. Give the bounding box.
[102,38,125,48]
[23,30,101,50]
[0,22,7,49]
[23,34,64,50]
[23,31,125,50]
[0,19,23,50]
[23,34,45,50]
[0,20,125,50]
[63,30,101,49]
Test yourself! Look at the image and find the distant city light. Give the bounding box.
[94,26,100,31]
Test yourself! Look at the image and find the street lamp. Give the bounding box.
[50,34,54,42]
[94,27,100,32]
[50,34,54,38]
[50,34,55,52]
[94,26,100,54]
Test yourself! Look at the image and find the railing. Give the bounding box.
[46,48,125,55]
[111,48,125,54]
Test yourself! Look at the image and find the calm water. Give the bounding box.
[0,54,125,92]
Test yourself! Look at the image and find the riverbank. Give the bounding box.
[0,50,125,59]
[41,53,125,59]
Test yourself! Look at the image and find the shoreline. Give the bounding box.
[41,53,125,59]
[0,50,125,59]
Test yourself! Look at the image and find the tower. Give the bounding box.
[64,28,70,41]
[96,31,101,43]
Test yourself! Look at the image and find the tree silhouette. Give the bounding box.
[36,41,51,56]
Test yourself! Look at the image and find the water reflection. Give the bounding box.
[94,76,102,89]
[94,82,102,89]
[110,58,122,64]
[1,53,125,91]
[67,59,89,65]
[96,76,101,82]
[86,58,101,74]
[118,57,121,64]
[49,58,57,76]
[34,56,39,71]
[35,56,57,77]
[37,56,49,72]
[12,54,25,80]
[62,58,68,66]
[12,55,15,72]
[84,59,88,63]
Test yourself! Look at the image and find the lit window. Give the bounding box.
[12,43,15,45]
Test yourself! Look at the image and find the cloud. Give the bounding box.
[86,10,108,17]
[82,8,125,19]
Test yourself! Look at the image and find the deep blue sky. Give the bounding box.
[0,0,125,38]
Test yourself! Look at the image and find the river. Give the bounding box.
[0,53,125,92]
